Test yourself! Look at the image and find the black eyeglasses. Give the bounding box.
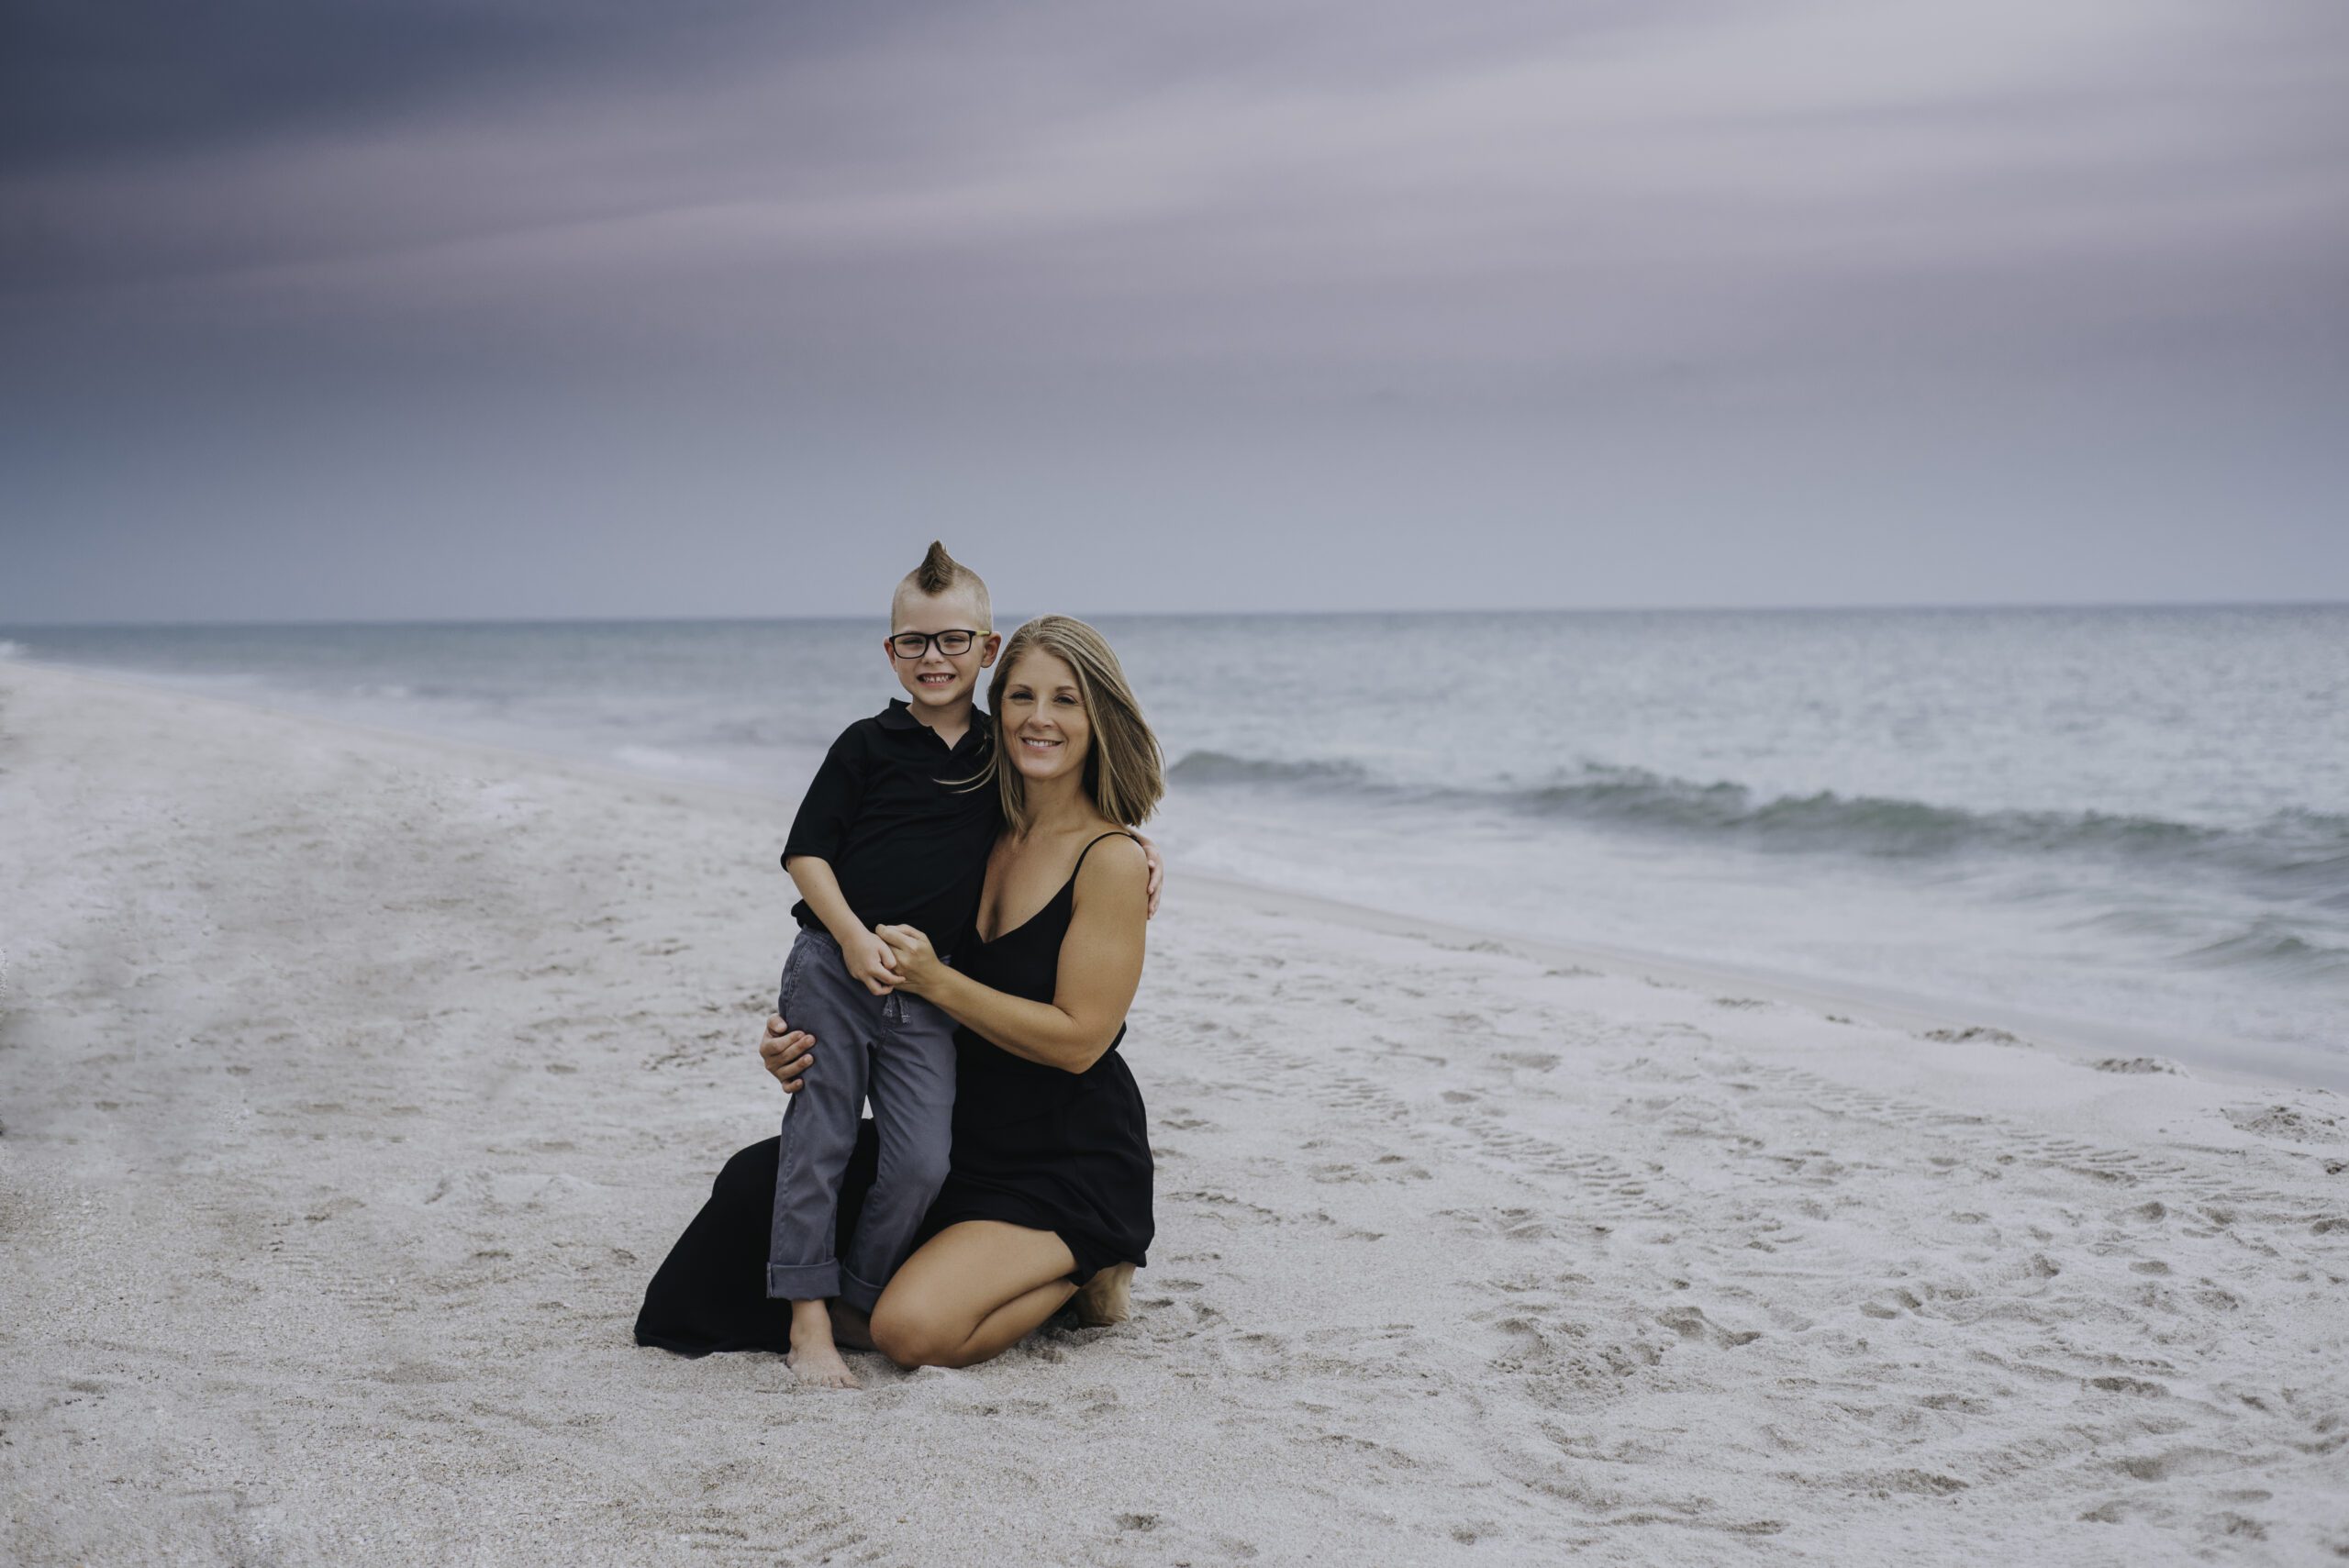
[889,628,985,659]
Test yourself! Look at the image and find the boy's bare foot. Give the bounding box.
[787,1299,861,1390]
[787,1340,859,1390]
[829,1301,876,1352]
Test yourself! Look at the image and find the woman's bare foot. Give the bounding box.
[1074,1262,1134,1327]
[786,1299,860,1390]
[829,1301,876,1351]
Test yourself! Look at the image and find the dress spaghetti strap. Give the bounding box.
[1070,829,1142,881]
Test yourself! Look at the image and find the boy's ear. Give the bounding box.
[981,633,1002,667]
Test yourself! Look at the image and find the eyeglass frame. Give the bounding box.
[886,628,990,660]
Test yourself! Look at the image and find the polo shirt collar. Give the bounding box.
[877,698,992,748]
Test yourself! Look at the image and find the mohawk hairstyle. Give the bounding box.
[894,540,992,628]
[913,540,959,594]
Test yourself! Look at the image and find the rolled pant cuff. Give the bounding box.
[838,1265,887,1315]
[766,1262,841,1301]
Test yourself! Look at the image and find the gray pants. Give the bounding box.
[766,927,958,1312]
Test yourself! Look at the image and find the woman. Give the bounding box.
[634,614,1162,1372]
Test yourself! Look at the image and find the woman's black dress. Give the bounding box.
[923,830,1154,1285]
[633,831,1152,1355]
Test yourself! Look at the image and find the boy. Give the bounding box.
[767,541,1157,1389]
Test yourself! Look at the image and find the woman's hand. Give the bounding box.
[759,1014,816,1093]
[874,924,949,995]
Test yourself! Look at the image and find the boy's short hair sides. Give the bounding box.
[894,540,992,629]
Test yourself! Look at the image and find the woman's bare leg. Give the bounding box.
[828,1301,875,1351]
[954,1278,1081,1362]
[869,1221,1079,1371]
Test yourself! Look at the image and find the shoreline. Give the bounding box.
[5,655,2330,1095]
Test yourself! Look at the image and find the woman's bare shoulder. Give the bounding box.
[1072,828,1148,896]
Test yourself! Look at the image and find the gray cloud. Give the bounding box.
[0,1,875,171]
[4,0,2344,621]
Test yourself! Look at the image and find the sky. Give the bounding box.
[4,0,2345,622]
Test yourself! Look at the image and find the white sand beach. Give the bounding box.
[3,657,2344,1566]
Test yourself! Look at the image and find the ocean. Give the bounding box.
[6,606,2343,1087]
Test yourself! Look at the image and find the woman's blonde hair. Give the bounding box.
[974,615,1163,835]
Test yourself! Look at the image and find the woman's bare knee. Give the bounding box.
[869,1301,962,1369]
[869,1222,1080,1369]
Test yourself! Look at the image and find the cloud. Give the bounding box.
[3,0,2343,618]
[0,0,869,171]
[8,0,2340,381]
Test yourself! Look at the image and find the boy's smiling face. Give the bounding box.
[886,584,999,717]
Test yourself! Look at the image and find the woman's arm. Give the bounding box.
[880,836,1148,1074]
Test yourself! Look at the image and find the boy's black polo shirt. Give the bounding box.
[782,699,1001,956]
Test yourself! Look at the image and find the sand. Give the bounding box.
[2,658,2344,1567]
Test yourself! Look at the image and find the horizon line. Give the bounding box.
[3,596,2346,632]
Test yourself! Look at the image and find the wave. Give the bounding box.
[0,640,23,661]
[2178,921,2349,984]
[1168,751,1373,787]
[1167,749,2349,897]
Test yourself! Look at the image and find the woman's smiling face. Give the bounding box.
[998,649,1090,784]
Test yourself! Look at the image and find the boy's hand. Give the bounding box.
[873,924,947,994]
[841,929,903,995]
[761,1015,817,1092]
[1137,833,1165,918]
